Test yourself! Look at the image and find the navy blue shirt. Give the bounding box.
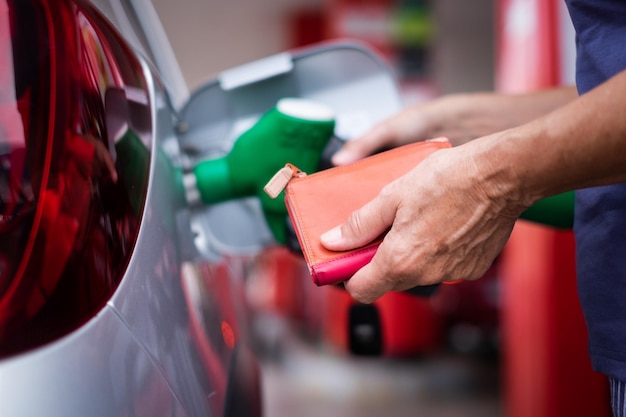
[565,0,626,381]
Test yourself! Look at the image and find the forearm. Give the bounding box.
[471,70,626,207]
[432,87,578,145]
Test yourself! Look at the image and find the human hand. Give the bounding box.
[332,95,481,166]
[321,140,527,303]
[332,89,578,167]
[332,102,443,166]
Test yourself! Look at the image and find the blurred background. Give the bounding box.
[151,0,495,101]
[151,0,610,416]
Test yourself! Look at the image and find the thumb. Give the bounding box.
[321,193,397,251]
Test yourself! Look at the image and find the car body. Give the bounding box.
[0,0,261,415]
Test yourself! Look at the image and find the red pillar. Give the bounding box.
[497,0,610,415]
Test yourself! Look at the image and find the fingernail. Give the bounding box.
[331,151,357,166]
[321,227,342,245]
[425,136,450,143]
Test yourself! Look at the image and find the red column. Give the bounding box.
[496,0,610,415]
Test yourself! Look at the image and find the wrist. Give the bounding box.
[465,131,540,218]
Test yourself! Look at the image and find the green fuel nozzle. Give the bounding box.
[190,98,335,244]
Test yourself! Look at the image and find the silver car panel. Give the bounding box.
[107,56,223,417]
[0,306,188,417]
[90,0,189,109]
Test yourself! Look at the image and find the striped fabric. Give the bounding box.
[611,378,626,417]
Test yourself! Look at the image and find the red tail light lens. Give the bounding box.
[0,0,151,357]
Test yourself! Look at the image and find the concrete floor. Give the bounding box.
[259,321,502,417]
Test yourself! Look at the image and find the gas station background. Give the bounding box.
[151,1,610,416]
[151,0,494,98]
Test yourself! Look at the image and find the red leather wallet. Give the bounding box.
[268,138,451,286]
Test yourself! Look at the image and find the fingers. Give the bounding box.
[332,121,396,165]
[341,233,429,304]
[342,258,393,304]
[331,103,436,166]
[320,189,397,252]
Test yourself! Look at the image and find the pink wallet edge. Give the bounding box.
[311,245,378,286]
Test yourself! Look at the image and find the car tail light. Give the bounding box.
[0,0,151,357]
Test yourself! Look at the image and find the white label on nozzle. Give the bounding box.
[276,98,335,122]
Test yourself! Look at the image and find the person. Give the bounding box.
[320,1,626,415]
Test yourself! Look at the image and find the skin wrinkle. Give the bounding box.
[391,159,509,288]
[438,212,503,282]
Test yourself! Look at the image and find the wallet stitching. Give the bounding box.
[315,245,376,266]
[287,189,319,264]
